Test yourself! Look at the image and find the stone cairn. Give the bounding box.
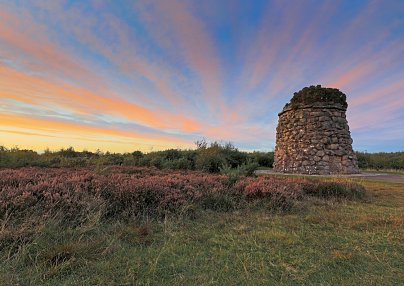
[273,85,359,175]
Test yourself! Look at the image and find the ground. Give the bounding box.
[1,174,403,285]
[256,169,404,184]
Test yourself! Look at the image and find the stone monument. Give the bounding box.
[273,85,359,175]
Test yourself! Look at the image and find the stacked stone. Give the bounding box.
[273,85,359,175]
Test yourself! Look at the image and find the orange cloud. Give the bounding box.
[0,129,56,138]
[0,63,205,133]
[1,2,233,137]
[0,113,192,148]
[0,64,164,128]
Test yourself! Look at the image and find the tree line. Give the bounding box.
[1,144,402,172]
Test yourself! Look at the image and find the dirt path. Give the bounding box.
[255,169,404,184]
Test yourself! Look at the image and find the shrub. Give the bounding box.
[220,161,259,177]
[248,152,274,168]
[57,147,79,158]
[233,177,304,211]
[150,157,164,169]
[196,147,226,173]
[195,141,249,173]
[1,145,402,172]
[356,151,404,170]
[0,167,366,226]
[200,192,235,212]
[303,180,366,199]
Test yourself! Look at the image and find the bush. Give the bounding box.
[303,180,366,199]
[248,152,274,168]
[220,161,259,177]
[162,158,194,170]
[195,146,226,173]
[233,177,303,211]
[356,151,404,170]
[195,141,250,173]
[0,167,367,226]
[200,192,235,211]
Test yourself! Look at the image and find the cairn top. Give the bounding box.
[283,85,348,111]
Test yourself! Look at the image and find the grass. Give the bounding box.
[256,166,272,170]
[361,168,404,175]
[1,178,403,285]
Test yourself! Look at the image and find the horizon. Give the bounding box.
[0,0,403,153]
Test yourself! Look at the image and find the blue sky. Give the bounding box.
[0,0,403,152]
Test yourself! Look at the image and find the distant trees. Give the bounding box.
[0,143,275,174]
[3,144,402,172]
[355,151,404,170]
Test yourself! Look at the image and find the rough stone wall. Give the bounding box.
[273,86,359,175]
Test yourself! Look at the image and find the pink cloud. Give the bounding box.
[137,0,224,114]
[0,8,106,91]
[0,63,204,134]
[12,1,186,108]
[327,39,403,89]
[350,80,404,108]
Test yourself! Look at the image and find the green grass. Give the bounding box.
[1,179,403,285]
[361,168,404,175]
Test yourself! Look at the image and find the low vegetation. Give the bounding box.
[0,142,273,175]
[0,143,402,284]
[1,144,403,172]
[356,151,404,170]
[0,166,365,226]
[0,166,402,285]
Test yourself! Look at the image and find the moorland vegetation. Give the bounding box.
[0,142,403,284]
[0,165,402,285]
[0,142,403,172]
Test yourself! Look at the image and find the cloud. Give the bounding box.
[135,0,225,115]
[0,113,192,149]
[0,0,402,152]
[0,63,206,134]
[327,40,404,90]
[0,7,105,90]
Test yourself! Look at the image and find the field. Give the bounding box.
[0,166,403,285]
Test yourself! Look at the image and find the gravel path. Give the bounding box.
[255,169,404,184]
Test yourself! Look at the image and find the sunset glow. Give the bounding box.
[0,0,403,152]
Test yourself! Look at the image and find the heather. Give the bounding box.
[1,166,403,285]
[0,167,365,227]
[0,169,402,285]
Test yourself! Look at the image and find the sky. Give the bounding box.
[0,0,403,153]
